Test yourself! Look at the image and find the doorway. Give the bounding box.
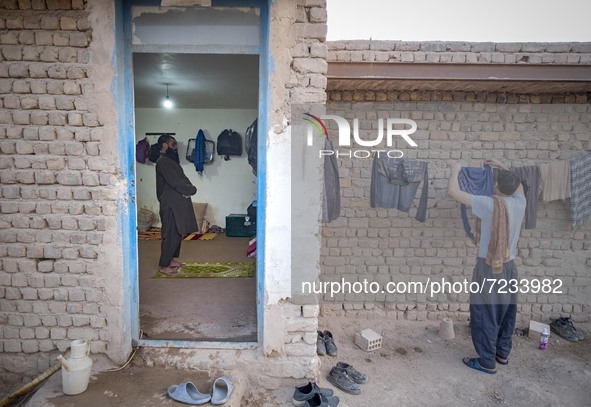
[129,4,263,344]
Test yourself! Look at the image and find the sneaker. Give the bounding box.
[550,317,579,342]
[292,382,334,406]
[327,366,361,395]
[335,362,368,384]
[323,330,338,356]
[317,331,327,356]
[559,317,585,341]
[304,393,340,407]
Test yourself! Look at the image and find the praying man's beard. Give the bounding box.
[165,149,180,164]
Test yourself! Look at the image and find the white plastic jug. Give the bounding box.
[57,339,93,395]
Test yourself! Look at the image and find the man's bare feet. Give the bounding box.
[170,260,186,268]
[159,267,179,276]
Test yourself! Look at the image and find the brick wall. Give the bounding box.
[0,0,128,387]
[327,40,591,64]
[319,40,591,323]
[321,90,591,324]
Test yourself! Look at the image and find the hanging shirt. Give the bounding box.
[570,153,591,230]
[458,166,494,240]
[194,129,206,174]
[511,166,540,229]
[538,160,571,202]
[370,155,429,222]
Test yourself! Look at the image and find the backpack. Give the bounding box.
[216,129,243,161]
[135,137,151,164]
[148,143,160,163]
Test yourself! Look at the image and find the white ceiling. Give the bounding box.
[131,6,261,110]
[132,53,259,109]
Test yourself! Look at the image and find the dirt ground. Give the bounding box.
[14,315,591,407]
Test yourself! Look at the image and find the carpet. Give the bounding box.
[153,262,255,279]
[184,232,217,241]
[198,232,217,240]
[138,229,218,241]
[183,232,203,240]
[138,227,161,241]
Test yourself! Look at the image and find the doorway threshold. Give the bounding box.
[134,338,259,350]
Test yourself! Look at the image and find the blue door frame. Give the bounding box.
[113,0,270,348]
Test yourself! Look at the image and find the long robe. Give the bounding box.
[156,154,198,266]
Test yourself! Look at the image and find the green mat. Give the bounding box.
[153,262,256,279]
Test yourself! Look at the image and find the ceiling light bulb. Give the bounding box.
[163,84,173,109]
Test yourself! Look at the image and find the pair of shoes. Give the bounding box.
[211,376,233,405]
[550,317,585,342]
[326,362,367,395]
[167,382,210,405]
[334,362,367,384]
[563,317,585,340]
[317,330,337,356]
[292,382,339,407]
[462,357,496,374]
[495,355,509,365]
[304,393,340,407]
[167,377,233,405]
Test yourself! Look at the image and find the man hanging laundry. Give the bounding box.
[447,158,526,374]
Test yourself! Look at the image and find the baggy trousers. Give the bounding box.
[470,257,518,369]
[159,208,182,267]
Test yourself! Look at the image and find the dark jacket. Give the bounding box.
[156,154,198,234]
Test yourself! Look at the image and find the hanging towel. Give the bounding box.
[511,166,540,229]
[538,160,571,202]
[484,196,510,274]
[322,137,341,223]
[569,153,591,230]
[458,166,494,241]
[370,155,429,222]
[194,129,206,174]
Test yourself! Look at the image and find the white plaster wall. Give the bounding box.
[134,108,257,227]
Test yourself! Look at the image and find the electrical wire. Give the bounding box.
[104,330,144,373]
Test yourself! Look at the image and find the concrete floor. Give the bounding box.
[24,317,591,407]
[138,235,257,341]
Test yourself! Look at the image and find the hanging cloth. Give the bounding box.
[458,165,494,241]
[322,137,341,223]
[370,155,429,222]
[570,153,591,230]
[135,137,151,164]
[194,129,206,174]
[538,160,571,202]
[511,166,540,229]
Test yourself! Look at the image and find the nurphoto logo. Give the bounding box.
[303,113,418,158]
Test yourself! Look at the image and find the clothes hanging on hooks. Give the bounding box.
[194,129,206,174]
